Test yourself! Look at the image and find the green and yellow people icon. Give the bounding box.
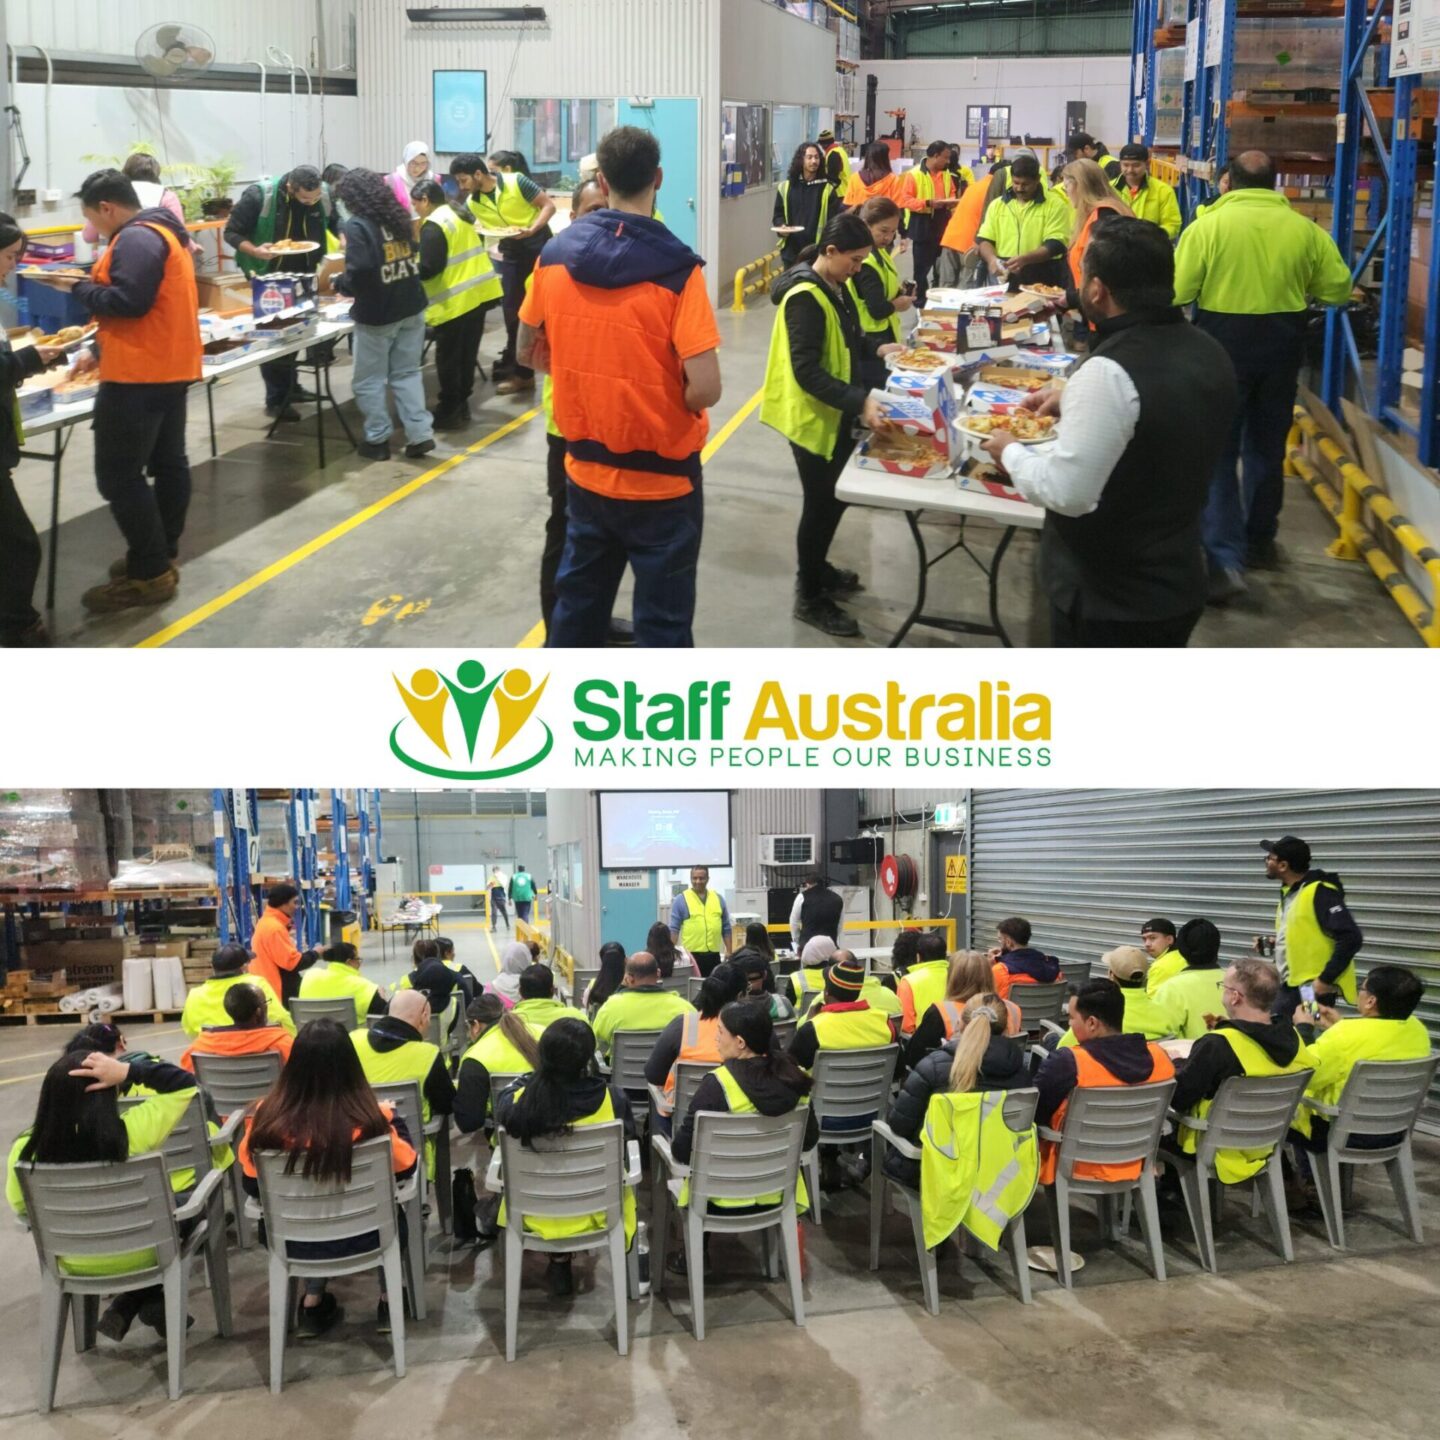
[392,659,553,776]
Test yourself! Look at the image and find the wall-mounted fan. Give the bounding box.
[135,22,216,80]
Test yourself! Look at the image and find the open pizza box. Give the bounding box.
[854,375,959,479]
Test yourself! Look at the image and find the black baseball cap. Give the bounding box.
[1261,835,1311,870]
[1119,143,1150,162]
[1140,917,1176,937]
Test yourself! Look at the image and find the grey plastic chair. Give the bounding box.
[802,1045,900,1223]
[489,1071,526,1120]
[484,1120,640,1361]
[570,966,600,1010]
[1037,1077,1175,1288]
[19,1149,231,1411]
[647,1059,719,1138]
[772,1019,798,1052]
[869,1089,1038,1312]
[598,1028,666,1128]
[686,974,707,1003]
[289,996,360,1030]
[1009,982,1069,1034]
[193,1049,283,1250]
[1167,1069,1311,1272]
[254,1135,407,1392]
[1300,1055,1438,1249]
[371,1080,436,1316]
[652,1107,809,1341]
[659,975,691,996]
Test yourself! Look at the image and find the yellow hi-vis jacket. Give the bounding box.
[1058,986,1173,1046]
[1113,173,1182,238]
[1177,1028,1313,1183]
[761,280,850,460]
[1146,946,1187,996]
[299,960,379,1026]
[421,204,501,325]
[1291,1016,1431,1139]
[182,973,295,1037]
[1278,880,1358,1003]
[919,1090,1039,1251]
[466,172,542,233]
[351,1028,441,1179]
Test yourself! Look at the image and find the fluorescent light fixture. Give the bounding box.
[406,6,547,21]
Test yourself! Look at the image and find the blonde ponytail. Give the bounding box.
[946,992,1008,1093]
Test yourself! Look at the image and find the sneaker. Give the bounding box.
[1205,566,1249,607]
[375,1299,391,1335]
[545,1258,575,1298]
[82,567,179,614]
[823,564,864,596]
[404,438,437,460]
[296,1292,341,1340]
[265,404,302,422]
[794,594,860,638]
[358,440,392,461]
[97,1304,132,1342]
[496,376,536,396]
[473,1227,500,1251]
[605,617,636,646]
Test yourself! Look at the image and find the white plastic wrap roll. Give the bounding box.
[58,993,87,1013]
[123,957,153,1012]
[95,992,123,1014]
[153,956,186,1010]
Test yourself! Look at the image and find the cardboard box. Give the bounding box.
[853,379,958,478]
[123,939,191,959]
[195,273,252,314]
[27,971,71,998]
[3,970,30,995]
[21,939,125,972]
[967,383,1034,415]
[23,1000,63,1015]
[251,272,317,317]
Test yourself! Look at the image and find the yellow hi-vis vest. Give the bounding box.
[849,245,902,341]
[1058,986,1172,1047]
[678,1063,810,1213]
[182,974,294,1037]
[678,888,726,955]
[760,280,851,460]
[919,1089,1039,1251]
[910,166,958,211]
[498,1087,636,1244]
[351,1029,441,1179]
[422,204,501,325]
[299,961,379,1026]
[461,1019,542,1099]
[789,966,826,1007]
[1291,1015,1431,1138]
[809,1004,894,1051]
[1146,946,1186,996]
[900,959,951,1029]
[1178,1028,1313,1184]
[1278,880,1358,1003]
[467,172,542,233]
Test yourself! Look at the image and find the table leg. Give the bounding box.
[207,379,218,460]
[321,359,357,450]
[890,510,930,648]
[44,431,62,611]
[988,525,1017,649]
[313,365,326,469]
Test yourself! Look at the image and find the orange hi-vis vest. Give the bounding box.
[91,220,201,385]
[1039,1041,1175,1185]
[942,179,993,254]
[938,997,1023,1040]
[664,1011,722,1099]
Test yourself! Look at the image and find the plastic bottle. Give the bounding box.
[636,1220,651,1295]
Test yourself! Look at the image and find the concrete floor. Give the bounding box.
[21,307,1420,649]
[1,928,1438,1435]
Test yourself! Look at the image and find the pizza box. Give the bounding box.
[910,325,958,354]
[853,430,954,480]
[966,382,1034,415]
[854,383,957,477]
[887,368,959,429]
[956,460,1031,503]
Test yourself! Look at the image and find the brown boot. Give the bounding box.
[82,567,179,613]
[495,376,535,396]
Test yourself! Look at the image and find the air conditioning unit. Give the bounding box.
[759,833,815,866]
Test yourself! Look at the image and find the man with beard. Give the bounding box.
[981,219,1237,648]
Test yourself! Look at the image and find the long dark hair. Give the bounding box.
[590,941,627,1009]
[720,1000,811,1094]
[247,1019,390,1182]
[788,142,823,186]
[20,1051,129,1166]
[695,961,745,1019]
[337,167,413,238]
[858,141,892,187]
[64,1023,124,1056]
[466,993,541,1068]
[503,1018,595,1145]
[798,211,874,268]
[646,921,679,978]
[744,921,775,959]
[412,937,440,966]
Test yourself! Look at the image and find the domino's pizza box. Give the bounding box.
[17,385,55,422]
[956,459,1031,504]
[909,325,958,354]
[853,428,954,480]
[886,368,959,429]
[966,382,1033,415]
[925,286,1007,310]
[250,306,321,348]
[853,384,956,478]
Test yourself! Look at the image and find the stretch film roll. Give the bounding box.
[123,957,153,1012]
[153,956,186,1010]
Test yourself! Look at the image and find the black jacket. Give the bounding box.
[74,207,196,324]
[493,1075,637,1142]
[884,1032,1029,1186]
[672,1056,819,1163]
[224,177,338,274]
[772,178,840,261]
[0,338,49,468]
[771,263,886,421]
[796,885,844,952]
[119,1055,196,1096]
[1284,870,1364,985]
[1171,1016,1305,1114]
[363,1016,455,1117]
[996,947,1062,985]
[332,216,427,327]
[1034,1031,1169,1127]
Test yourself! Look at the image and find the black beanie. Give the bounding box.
[1176,918,1221,969]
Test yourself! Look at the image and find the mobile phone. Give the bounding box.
[1300,983,1316,1006]
[901,280,916,296]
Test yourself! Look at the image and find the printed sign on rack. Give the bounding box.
[1185,19,1200,80]
[1204,0,1226,68]
[1392,0,1440,75]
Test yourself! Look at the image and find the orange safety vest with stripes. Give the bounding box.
[663,1011,722,1099]
[937,997,1023,1040]
[1039,1042,1175,1185]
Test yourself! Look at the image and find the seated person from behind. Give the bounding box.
[1152,917,1227,1039]
[896,930,952,1036]
[297,941,388,1026]
[181,980,293,1070]
[181,942,295,1038]
[885,993,1028,1187]
[989,915,1063,1000]
[582,940,628,1013]
[789,956,897,1072]
[592,950,693,1058]
[1034,978,1175,1183]
[1052,946,1171,1048]
[733,946,796,1021]
[453,992,542,1135]
[1289,964,1430,1151]
[644,963,747,1117]
[906,948,1022,1068]
[513,963,591,1032]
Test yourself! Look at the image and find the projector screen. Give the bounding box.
[598,791,732,870]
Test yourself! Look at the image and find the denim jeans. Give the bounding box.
[350,312,433,446]
[547,476,703,648]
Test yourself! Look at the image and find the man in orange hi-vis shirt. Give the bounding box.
[249,883,317,1005]
[519,125,722,649]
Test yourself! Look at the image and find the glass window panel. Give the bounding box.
[771,103,806,184]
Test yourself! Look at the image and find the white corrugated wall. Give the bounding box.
[733,789,824,891]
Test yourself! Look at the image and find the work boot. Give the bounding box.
[794,594,860,638]
[822,563,864,596]
[265,403,302,422]
[431,405,471,431]
[1246,538,1283,570]
[96,1303,133,1342]
[496,375,535,396]
[136,1297,194,1338]
[296,1292,341,1340]
[545,1257,575,1298]
[405,438,437,460]
[110,545,178,580]
[82,567,179,614]
[358,440,392,461]
[1205,566,1249,607]
[287,386,321,403]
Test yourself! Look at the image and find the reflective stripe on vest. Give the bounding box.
[910,167,955,211]
[666,1012,722,1097]
[694,1064,809,1213]
[940,1001,963,1039]
[678,889,725,955]
[468,172,541,233]
[779,179,834,237]
[760,280,852,459]
[1178,1028,1311,1183]
[422,205,501,324]
[92,221,202,384]
[1276,881,1357,1002]
[849,246,902,341]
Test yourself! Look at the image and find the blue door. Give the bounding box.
[617,98,699,252]
[599,869,660,953]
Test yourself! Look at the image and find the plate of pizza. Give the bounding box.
[957,412,1056,443]
[268,239,321,254]
[1020,283,1068,301]
[887,346,955,375]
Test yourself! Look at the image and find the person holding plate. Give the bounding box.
[774,142,842,267]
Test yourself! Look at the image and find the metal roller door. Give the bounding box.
[967,790,1440,1125]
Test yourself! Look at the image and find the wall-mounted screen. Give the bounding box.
[598,791,732,870]
[434,70,489,154]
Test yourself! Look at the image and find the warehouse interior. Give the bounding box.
[0,0,1434,649]
[1,787,1437,1430]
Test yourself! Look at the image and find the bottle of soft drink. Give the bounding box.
[636,1220,651,1295]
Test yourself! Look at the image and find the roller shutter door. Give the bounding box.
[968,789,1440,1126]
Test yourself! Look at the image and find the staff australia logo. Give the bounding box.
[391,661,552,779]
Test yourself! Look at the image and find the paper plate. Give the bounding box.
[1026,1246,1086,1274]
[479,225,528,239]
[268,240,321,254]
[772,225,805,234]
[957,417,1055,444]
[1020,284,1068,301]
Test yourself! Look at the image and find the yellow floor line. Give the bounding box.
[135,409,541,648]
[0,1069,49,1086]
[484,925,502,978]
[512,387,763,646]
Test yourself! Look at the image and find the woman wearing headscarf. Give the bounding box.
[488,940,533,1008]
[388,141,436,215]
[788,934,838,1015]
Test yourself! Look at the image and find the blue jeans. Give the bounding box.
[547,477,703,648]
[350,312,433,447]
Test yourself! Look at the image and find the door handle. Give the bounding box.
[689,197,695,209]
